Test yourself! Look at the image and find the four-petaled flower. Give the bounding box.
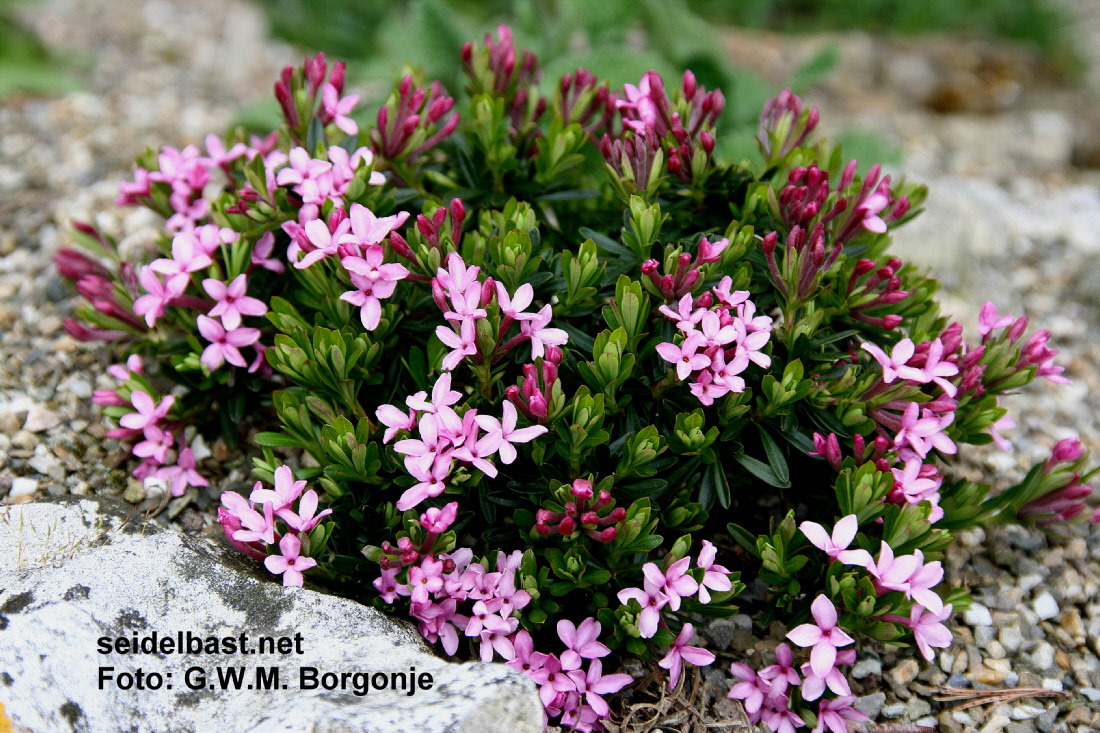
[800,514,859,561]
[264,533,317,587]
[786,594,854,678]
[658,623,715,689]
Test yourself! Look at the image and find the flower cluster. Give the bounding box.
[378,372,548,510]
[218,466,333,586]
[656,275,772,405]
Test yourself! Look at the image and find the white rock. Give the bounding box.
[0,498,543,732]
[22,404,61,433]
[1012,705,1044,720]
[8,477,38,498]
[189,434,212,461]
[1033,591,1059,621]
[964,603,994,627]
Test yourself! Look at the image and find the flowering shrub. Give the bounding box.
[60,25,1097,732]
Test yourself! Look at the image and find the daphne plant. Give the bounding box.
[59,25,1096,732]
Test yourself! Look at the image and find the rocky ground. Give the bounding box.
[1,0,1099,732]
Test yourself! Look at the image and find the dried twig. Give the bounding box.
[932,684,1071,733]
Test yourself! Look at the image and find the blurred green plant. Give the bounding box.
[254,0,855,165]
[687,0,1079,74]
[0,0,80,98]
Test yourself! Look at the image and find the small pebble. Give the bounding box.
[855,692,885,720]
[9,477,38,498]
[966,603,994,627]
[851,658,882,680]
[881,702,907,719]
[1033,592,1059,621]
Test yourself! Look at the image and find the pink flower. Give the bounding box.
[566,659,632,717]
[786,594,854,678]
[197,315,260,371]
[800,649,854,701]
[799,514,859,561]
[762,694,806,733]
[294,216,350,269]
[520,304,569,360]
[420,502,459,533]
[340,246,409,331]
[282,489,333,533]
[644,557,699,611]
[204,133,247,168]
[617,582,669,638]
[856,192,890,234]
[377,404,416,443]
[264,533,317,587]
[395,457,451,511]
[373,567,402,603]
[149,232,213,279]
[506,630,547,675]
[658,623,715,689]
[230,496,276,546]
[758,642,801,696]
[696,540,733,603]
[814,696,868,733]
[249,464,308,516]
[894,402,956,458]
[133,266,187,327]
[321,82,360,136]
[119,391,175,431]
[338,203,409,250]
[728,663,769,718]
[406,372,463,415]
[656,331,710,380]
[474,402,547,464]
[251,232,285,274]
[496,281,535,321]
[203,274,268,331]
[713,276,750,308]
[451,424,503,478]
[978,301,1013,337]
[557,617,611,669]
[915,338,960,397]
[408,556,445,605]
[435,253,481,297]
[529,654,579,709]
[842,540,920,596]
[904,549,945,613]
[155,447,208,497]
[908,603,954,660]
[437,319,478,371]
[861,338,919,383]
[658,294,705,331]
[133,425,174,464]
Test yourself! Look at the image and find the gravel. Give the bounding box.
[1,0,1100,731]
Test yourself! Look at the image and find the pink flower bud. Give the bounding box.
[571,479,594,500]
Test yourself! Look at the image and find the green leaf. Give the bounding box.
[732,452,791,489]
[758,425,790,485]
[254,432,304,448]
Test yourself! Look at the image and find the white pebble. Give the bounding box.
[9,477,38,497]
[1042,678,1063,691]
[1033,591,1059,621]
[964,603,994,627]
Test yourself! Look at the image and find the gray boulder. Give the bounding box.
[0,497,544,732]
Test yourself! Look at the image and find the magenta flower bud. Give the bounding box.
[1007,316,1030,343]
[480,277,495,307]
[376,104,389,131]
[93,389,127,406]
[882,315,903,329]
[274,81,299,127]
[75,274,114,301]
[593,527,617,543]
[388,232,415,261]
[571,479,594,500]
[402,114,421,137]
[461,41,473,67]
[762,231,778,255]
[327,207,348,232]
[959,345,986,370]
[329,61,346,95]
[63,317,126,342]
[682,69,697,99]
[1051,438,1085,465]
[853,259,877,277]
[119,262,141,299]
[528,392,549,419]
[558,516,576,535]
[427,96,453,123]
[667,149,682,174]
[606,507,626,523]
[55,247,112,282]
[420,501,459,533]
[544,345,563,365]
[534,522,551,536]
[560,72,573,94]
[305,52,327,95]
[542,359,558,387]
[449,198,465,234]
[430,278,449,313]
[580,511,600,527]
